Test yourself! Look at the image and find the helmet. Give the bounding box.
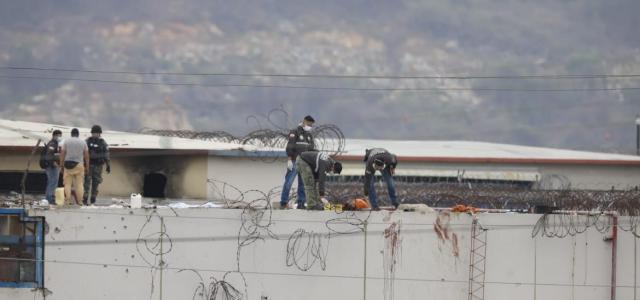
[333,161,342,174]
[303,115,315,123]
[91,125,102,134]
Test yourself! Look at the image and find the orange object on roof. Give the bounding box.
[451,204,479,213]
[354,198,370,209]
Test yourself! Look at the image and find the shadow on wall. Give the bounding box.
[143,173,167,198]
[120,154,184,199]
[0,171,47,194]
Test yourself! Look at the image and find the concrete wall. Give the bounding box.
[103,153,209,199]
[0,150,209,199]
[3,208,638,300]
[538,164,640,190]
[342,160,640,190]
[207,156,288,199]
[207,158,640,197]
[0,151,34,170]
[3,149,639,201]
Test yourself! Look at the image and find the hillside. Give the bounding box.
[0,0,639,153]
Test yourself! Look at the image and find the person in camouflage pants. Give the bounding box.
[83,125,111,205]
[295,151,342,210]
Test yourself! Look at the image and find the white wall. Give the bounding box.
[207,156,288,199]
[206,157,640,197]
[538,165,640,190]
[4,208,638,300]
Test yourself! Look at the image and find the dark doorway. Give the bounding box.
[143,173,167,198]
[0,172,47,194]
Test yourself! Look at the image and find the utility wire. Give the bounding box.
[5,118,634,147]
[3,66,640,80]
[31,208,639,227]
[0,256,636,288]
[0,74,639,92]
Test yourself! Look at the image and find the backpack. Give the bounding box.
[39,140,59,169]
[39,146,49,169]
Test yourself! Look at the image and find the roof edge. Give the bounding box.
[335,154,640,166]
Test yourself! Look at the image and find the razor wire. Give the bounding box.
[327,177,640,238]
[140,109,346,161]
[327,178,640,211]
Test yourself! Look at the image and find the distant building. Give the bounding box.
[337,139,640,191]
[1,119,639,201]
[1,120,639,300]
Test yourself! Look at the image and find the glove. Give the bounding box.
[287,160,293,171]
[106,165,111,174]
[320,197,329,205]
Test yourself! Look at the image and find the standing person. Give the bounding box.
[296,150,342,210]
[60,128,89,205]
[43,130,62,203]
[363,148,399,210]
[84,125,111,205]
[280,115,315,209]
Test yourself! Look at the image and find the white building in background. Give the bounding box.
[1,119,639,300]
[1,119,639,202]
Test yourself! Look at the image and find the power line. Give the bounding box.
[33,208,639,227]
[0,256,636,288]
[3,65,640,80]
[1,74,639,92]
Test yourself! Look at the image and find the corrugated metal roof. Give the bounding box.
[337,167,541,181]
[2,119,640,165]
[0,119,246,152]
[338,139,640,164]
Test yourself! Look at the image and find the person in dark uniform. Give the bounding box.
[280,115,315,209]
[83,125,111,205]
[363,148,399,210]
[43,130,62,203]
[296,150,342,210]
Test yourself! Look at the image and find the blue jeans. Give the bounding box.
[280,160,306,206]
[368,169,398,208]
[45,165,60,202]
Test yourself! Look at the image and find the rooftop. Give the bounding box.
[338,139,640,165]
[0,119,245,152]
[2,119,640,165]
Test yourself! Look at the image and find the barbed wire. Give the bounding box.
[207,178,373,276]
[327,176,640,239]
[139,108,346,161]
[327,178,640,212]
[135,211,173,299]
[178,269,245,300]
[285,229,330,271]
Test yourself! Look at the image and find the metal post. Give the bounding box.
[160,216,164,300]
[363,220,368,300]
[611,214,618,300]
[468,217,487,300]
[22,139,42,209]
[637,123,640,156]
[636,114,640,155]
[634,237,637,300]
